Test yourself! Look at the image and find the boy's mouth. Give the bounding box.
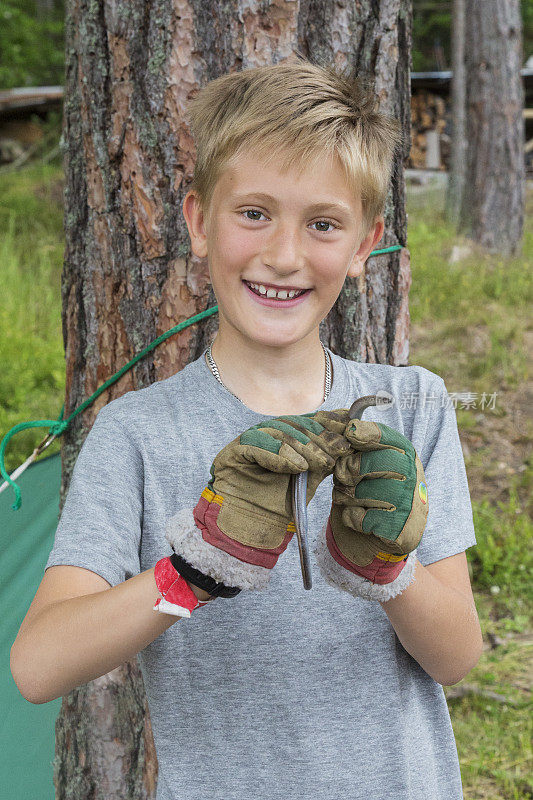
[242,279,311,301]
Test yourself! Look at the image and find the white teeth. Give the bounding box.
[246,281,306,300]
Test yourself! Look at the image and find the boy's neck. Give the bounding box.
[209,329,330,416]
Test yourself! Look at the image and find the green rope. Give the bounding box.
[0,245,401,510]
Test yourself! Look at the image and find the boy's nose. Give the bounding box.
[262,224,306,271]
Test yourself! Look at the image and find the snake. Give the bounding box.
[290,393,392,589]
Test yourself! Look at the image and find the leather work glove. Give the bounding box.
[165,414,351,592]
[312,410,429,602]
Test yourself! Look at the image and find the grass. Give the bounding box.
[470,486,531,605]
[407,178,532,798]
[1,160,531,799]
[449,641,532,800]
[0,162,65,473]
[407,197,532,393]
[407,181,533,624]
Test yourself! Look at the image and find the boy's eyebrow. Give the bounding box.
[230,192,353,215]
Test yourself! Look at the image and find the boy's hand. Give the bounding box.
[313,414,429,601]
[165,414,351,592]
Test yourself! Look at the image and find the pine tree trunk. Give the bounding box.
[57,0,412,796]
[461,0,525,254]
[316,2,413,366]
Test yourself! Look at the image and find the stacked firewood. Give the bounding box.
[408,90,450,170]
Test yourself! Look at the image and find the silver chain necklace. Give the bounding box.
[205,340,332,405]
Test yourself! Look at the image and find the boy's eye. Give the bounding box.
[241,209,338,232]
[311,220,337,233]
[242,209,266,222]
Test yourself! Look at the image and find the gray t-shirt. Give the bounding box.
[45,349,477,800]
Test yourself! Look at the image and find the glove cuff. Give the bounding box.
[165,506,272,592]
[314,521,418,602]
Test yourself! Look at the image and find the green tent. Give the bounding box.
[1,452,62,799]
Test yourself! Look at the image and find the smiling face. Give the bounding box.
[183,148,384,351]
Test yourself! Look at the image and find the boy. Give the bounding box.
[11,59,482,800]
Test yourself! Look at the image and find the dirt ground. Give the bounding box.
[409,322,533,516]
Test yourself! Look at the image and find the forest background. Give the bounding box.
[0,2,531,799]
[2,0,533,87]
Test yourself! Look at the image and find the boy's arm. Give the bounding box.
[379,552,483,686]
[315,377,480,686]
[373,378,482,686]
[10,567,211,705]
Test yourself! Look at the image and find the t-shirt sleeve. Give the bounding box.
[44,403,143,587]
[414,375,477,566]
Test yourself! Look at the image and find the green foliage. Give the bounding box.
[0,162,65,474]
[522,0,533,63]
[0,0,65,89]
[1,0,532,94]
[411,0,533,70]
[412,6,451,72]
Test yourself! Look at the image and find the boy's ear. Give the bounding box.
[346,217,385,278]
[182,191,209,259]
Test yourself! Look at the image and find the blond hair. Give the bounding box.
[186,57,403,238]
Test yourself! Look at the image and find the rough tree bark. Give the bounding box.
[461,0,525,254]
[56,0,412,796]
